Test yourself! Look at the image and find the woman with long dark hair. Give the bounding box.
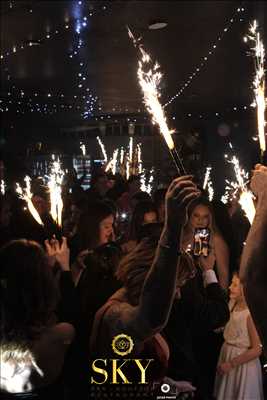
[67,201,121,396]
[122,200,158,254]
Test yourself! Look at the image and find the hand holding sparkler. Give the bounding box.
[164,176,200,233]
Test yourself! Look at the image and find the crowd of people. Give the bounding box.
[0,161,267,400]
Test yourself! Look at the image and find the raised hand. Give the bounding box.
[164,175,200,233]
[199,251,216,271]
[45,237,70,271]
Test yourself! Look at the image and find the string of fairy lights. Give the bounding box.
[0,2,108,62]
[0,0,106,116]
[69,0,98,117]
[0,95,256,121]
[0,2,257,121]
[163,6,246,108]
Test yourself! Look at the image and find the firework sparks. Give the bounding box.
[80,142,86,156]
[48,158,64,227]
[125,137,134,180]
[140,168,154,194]
[129,137,133,163]
[112,149,119,175]
[0,180,5,195]
[245,20,266,157]
[128,27,185,175]
[223,154,255,224]
[16,176,43,225]
[126,159,130,180]
[105,149,119,174]
[137,143,143,174]
[202,166,214,201]
[207,181,214,202]
[96,136,108,163]
[203,166,212,190]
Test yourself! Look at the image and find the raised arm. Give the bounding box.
[239,165,267,352]
[104,176,200,345]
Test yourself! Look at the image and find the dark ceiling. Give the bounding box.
[0,0,266,129]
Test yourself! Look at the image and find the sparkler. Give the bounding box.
[202,166,214,202]
[125,137,134,179]
[112,149,119,175]
[16,176,43,225]
[207,181,214,202]
[140,168,154,194]
[203,166,212,190]
[48,158,64,227]
[128,27,186,175]
[223,154,255,224]
[129,137,133,164]
[105,149,119,174]
[137,143,143,174]
[96,136,108,163]
[244,20,266,160]
[0,180,5,195]
[80,142,86,156]
[126,158,130,180]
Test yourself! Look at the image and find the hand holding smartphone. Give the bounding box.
[193,228,210,257]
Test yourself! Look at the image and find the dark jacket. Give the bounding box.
[163,268,229,397]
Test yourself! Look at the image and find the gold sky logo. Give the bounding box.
[91,333,154,385]
[112,334,134,356]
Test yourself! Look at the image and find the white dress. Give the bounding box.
[214,308,263,400]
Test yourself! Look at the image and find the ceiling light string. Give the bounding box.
[163,6,246,108]
[0,95,254,117]
[0,3,108,63]
[69,0,98,118]
[0,69,88,115]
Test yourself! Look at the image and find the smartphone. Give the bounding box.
[193,228,210,257]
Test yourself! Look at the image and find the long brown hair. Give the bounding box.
[76,201,114,252]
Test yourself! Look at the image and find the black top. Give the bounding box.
[163,268,229,389]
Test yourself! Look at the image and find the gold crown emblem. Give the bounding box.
[112,334,134,356]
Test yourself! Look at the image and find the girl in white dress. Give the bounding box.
[214,273,263,400]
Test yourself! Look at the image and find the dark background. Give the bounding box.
[0,0,266,176]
